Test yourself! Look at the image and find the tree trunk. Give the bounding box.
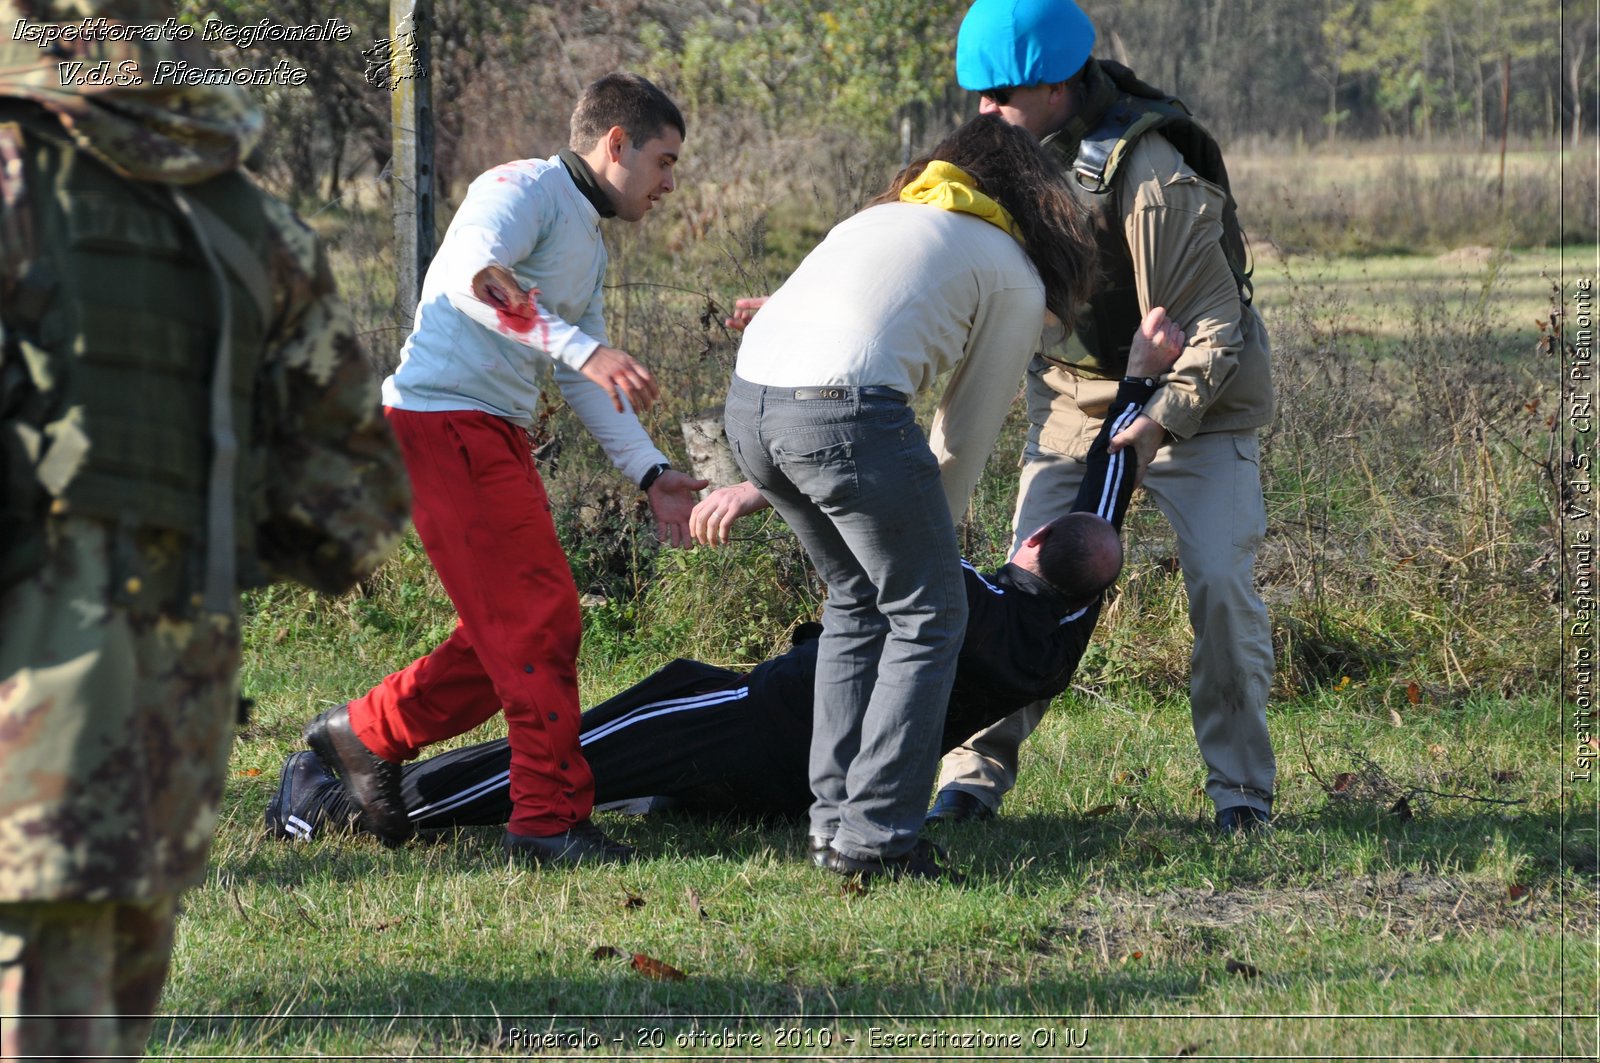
[680,407,743,493]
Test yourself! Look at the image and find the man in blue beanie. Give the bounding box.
[930,0,1278,835]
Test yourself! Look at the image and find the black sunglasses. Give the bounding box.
[980,87,1016,105]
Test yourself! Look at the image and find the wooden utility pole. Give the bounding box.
[390,0,434,321]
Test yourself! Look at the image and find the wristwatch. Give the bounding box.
[1122,374,1159,388]
[639,462,672,492]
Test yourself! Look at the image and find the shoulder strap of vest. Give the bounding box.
[1072,102,1174,195]
[1074,79,1255,306]
[1072,61,1194,194]
[180,192,273,326]
[168,186,240,614]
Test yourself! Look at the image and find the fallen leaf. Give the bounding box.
[1084,803,1117,818]
[840,878,868,897]
[1406,681,1421,704]
[621,892,646,909]
[591,945,624,961]
[1225,958,1260,978]
[1428,745,1448,758]
[1113,769,1148,785]
[1388,796,1414,822]
[1332,772,1356,792]
[1127,950,1144,961]
[274,627,289,643]
[685,886,707,920]
[1490,769,1520,784]
[631,952,687,981]
[1507,884,1530,902]
[237,768,263,777]
[1389,708,1404,728]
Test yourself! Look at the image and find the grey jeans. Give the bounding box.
[724,376,966,859]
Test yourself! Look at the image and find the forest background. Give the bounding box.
[160,0,1596,1058]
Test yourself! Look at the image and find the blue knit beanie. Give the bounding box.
[956,0,1097,90]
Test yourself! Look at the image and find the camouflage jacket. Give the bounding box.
[0,0,409,901]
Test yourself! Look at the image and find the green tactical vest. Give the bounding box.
[0,105,273,599]
[1048,61,1253,379]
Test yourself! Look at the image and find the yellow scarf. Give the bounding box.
[898,161,1024,243]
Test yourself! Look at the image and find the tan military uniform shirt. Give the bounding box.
[1031,132,1273,457]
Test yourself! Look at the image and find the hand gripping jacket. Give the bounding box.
[1049,59,1253,379]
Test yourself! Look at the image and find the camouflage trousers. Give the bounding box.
[0,894,177,1059]
[0,518,240,1057]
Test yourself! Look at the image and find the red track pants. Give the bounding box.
[347,407,592,836]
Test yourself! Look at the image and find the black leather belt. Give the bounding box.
[790,385,905,402]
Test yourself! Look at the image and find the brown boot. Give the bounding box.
[303,704,413,846]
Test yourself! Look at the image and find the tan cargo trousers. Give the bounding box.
[936,428,1276,815]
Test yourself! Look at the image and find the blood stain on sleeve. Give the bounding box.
[495,286,551,348]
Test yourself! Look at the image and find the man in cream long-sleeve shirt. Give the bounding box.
[303,73,707,867]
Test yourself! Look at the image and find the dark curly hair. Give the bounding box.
[872,113,1095,322]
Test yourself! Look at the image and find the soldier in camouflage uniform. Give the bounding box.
[0,1,410,1057]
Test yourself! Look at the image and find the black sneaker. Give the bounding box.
[265,751,356,841]
[502,820,637,866]
[818,837,964,884]
[1215,804,1272,836]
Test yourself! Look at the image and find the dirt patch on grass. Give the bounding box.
[1037,872,1583,961]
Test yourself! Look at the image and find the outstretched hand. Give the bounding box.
[581,345,661,414]
[689,481,770,546]
[647,470,711,547]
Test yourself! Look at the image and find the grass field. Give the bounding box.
[144,176,1597,1059]
[162,688,1588,1058]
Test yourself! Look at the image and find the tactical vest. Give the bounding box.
[0,106,273,599]
[1049,63,1252,378]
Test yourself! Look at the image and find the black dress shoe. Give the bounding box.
[924,787,994,824]
[502,820,636,866]
[304,704,413,846]
[807,833,833,868]
[265,750,357,841]
[1215,804,1272,835]
[818,837,964,884]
